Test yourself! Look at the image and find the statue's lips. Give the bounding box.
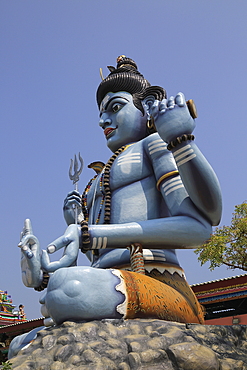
[104,128,116,138]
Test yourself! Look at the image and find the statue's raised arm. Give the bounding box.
[148,91,222,225]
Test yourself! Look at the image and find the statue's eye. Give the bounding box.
[112,103,122,113]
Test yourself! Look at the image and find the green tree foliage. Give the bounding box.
[1,361,12,369]
[195,202,247,271]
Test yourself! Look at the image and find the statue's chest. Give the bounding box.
[86,146,151,208]
[110,147,151,188]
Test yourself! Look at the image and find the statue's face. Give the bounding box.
[99,92,147,152]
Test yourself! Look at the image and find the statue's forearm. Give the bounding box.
[170,142,222,226]
[88,216,212,250]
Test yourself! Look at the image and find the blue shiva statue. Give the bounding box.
[18,56,222,326]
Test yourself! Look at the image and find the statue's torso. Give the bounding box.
[85,133,180,269]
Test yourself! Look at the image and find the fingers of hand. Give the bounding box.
[167,96,175,109]
[175,92,186,107]
[64,199,81,209]
[150,100,160,119]
[46,235,71,253]
[20,219,33,240]
[159,99,167,113]
[18,242,34,259]
[65,190,81,200]
[18,234,39,250]
[63,191,81,209]
[41,250,50,267]
[47,245,56,254]
[167,93,186,109]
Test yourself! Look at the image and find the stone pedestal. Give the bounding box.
[9,319,247,370]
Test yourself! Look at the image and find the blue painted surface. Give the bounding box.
[18,63,222,325]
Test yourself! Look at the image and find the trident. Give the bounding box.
[69,153,83,224]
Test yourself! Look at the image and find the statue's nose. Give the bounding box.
[99,116,112,129]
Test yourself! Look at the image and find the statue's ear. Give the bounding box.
[142,95,156,115]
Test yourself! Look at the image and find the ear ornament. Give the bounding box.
[147,115,155,130]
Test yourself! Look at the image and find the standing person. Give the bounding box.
[18,304,26,320]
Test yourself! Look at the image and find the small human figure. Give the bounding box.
[18,56,222,325]
[18,304,26,320]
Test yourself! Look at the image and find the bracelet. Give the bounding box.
[167,134,195,151]
[80,220,91,253]
[34,272,50,292]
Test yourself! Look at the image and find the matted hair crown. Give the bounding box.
[97,56,154,107]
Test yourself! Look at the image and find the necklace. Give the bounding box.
[81,144,130,225]
[80,144,134,252]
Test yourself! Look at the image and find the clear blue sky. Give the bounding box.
[1,0,247,320]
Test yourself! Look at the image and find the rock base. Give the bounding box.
[9,319,247,370]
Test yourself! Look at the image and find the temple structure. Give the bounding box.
[0,290,28,362]
[192,274,247,325]
[0,290,25,327]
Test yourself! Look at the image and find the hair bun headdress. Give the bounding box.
[96,55,166,120]
[97,55,152,107]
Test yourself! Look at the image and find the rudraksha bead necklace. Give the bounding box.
[81,145,128,224]
[102,144,130,224]
[80,145,130,252]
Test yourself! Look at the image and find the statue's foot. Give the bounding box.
[43,266,124,325]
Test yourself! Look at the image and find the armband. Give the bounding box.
[167,134,195,151]
[156,171,179,191]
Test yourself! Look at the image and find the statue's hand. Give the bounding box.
[151,92,196,143]
[63,190,83,225]
[18,219,43,288]
[41,224,80,273]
